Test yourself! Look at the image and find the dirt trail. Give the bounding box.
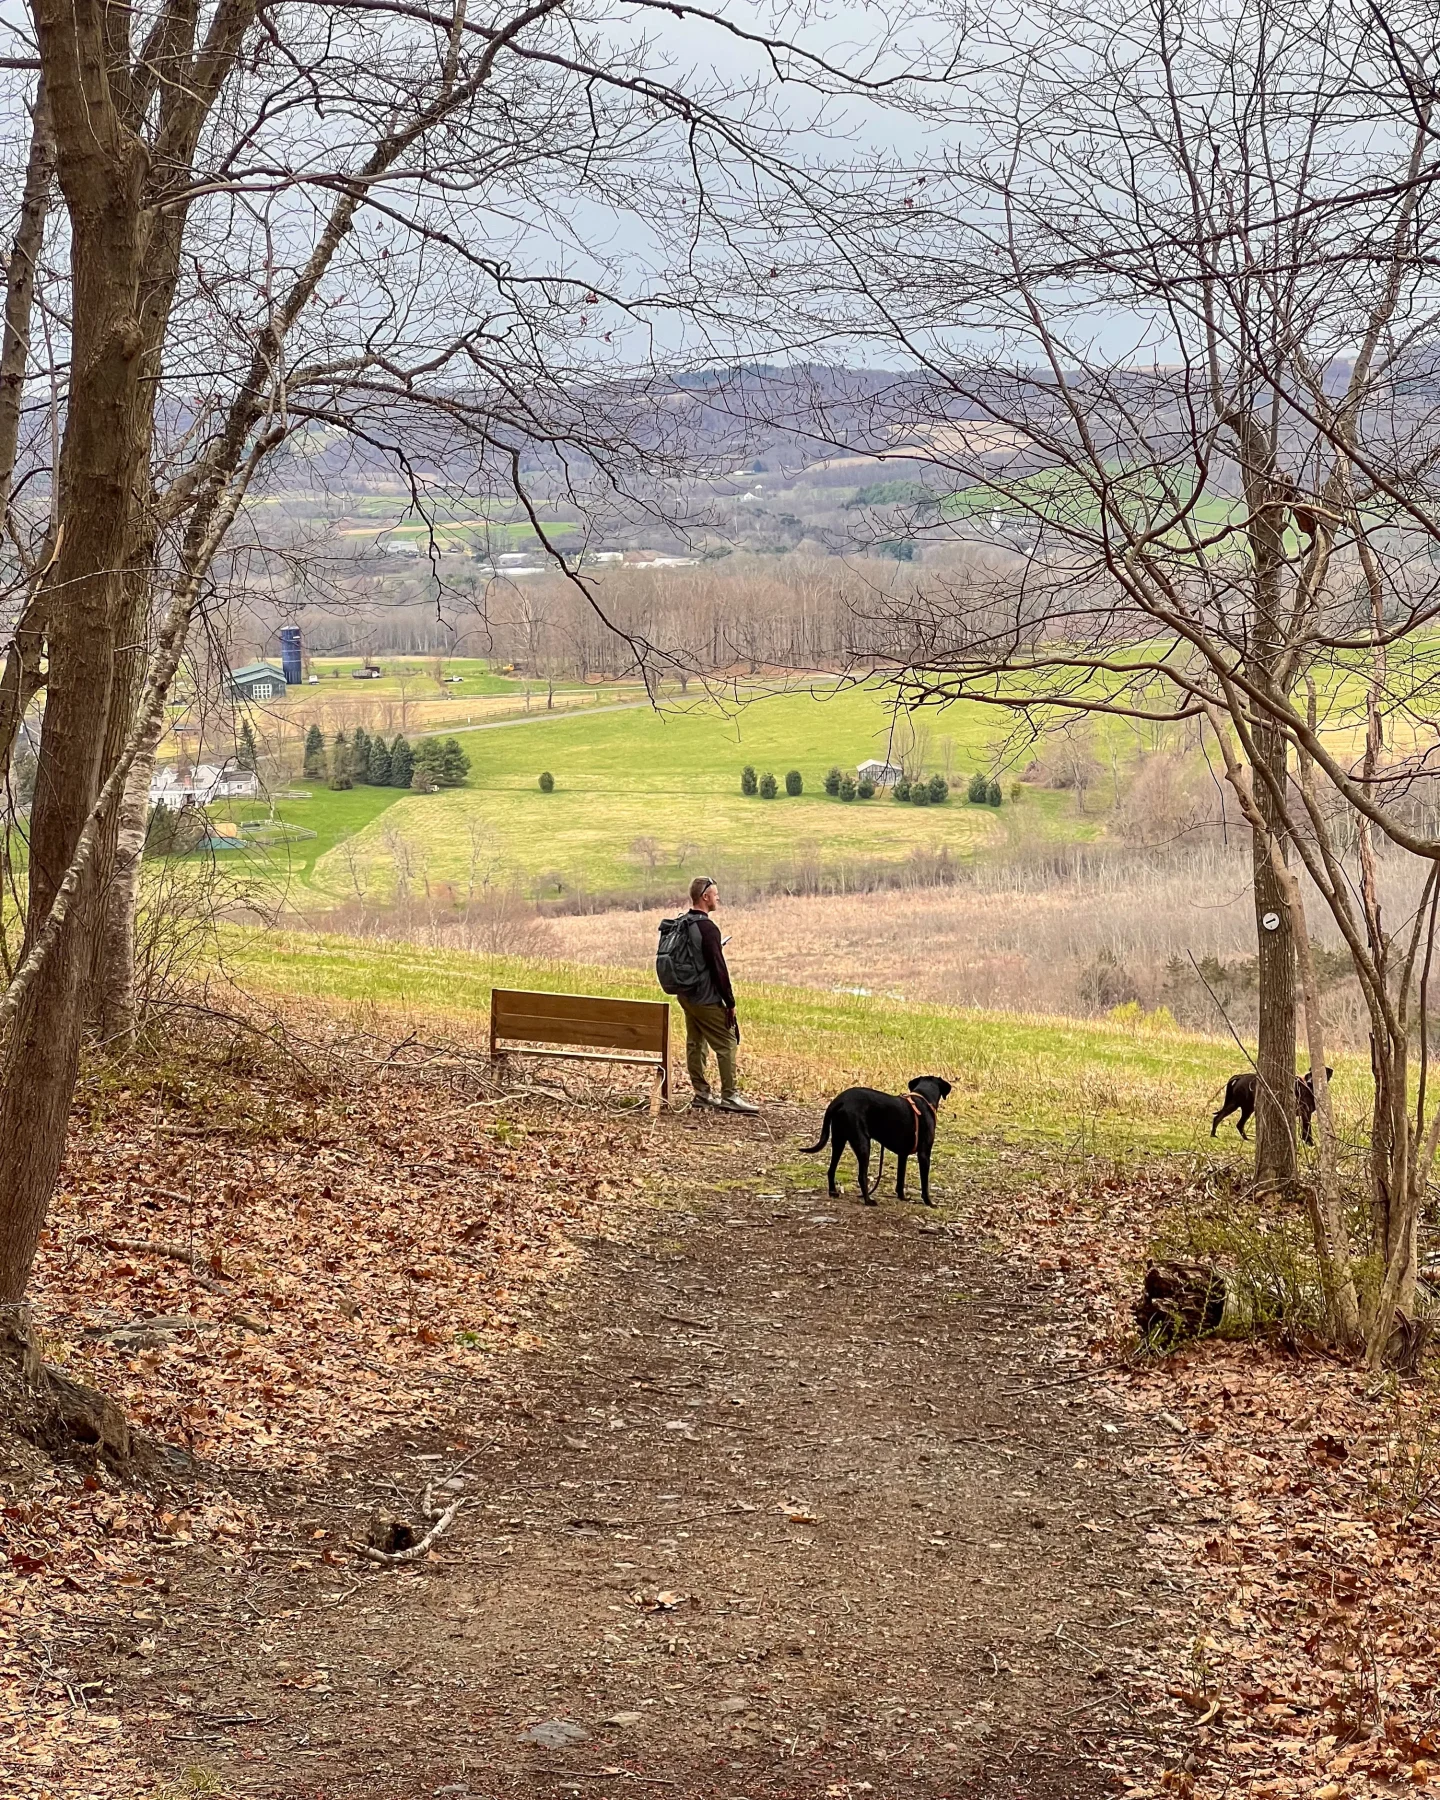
[113,1109,1174,1799]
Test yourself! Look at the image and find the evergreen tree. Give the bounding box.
[367,735,392,786]
[893,778,912,802]
[839,774,857,802]
[389,735,413,788]
[330,732,353,790]
[785,769,802,796]
[824,766,842,796]
[927,773,949,804]
[303,723,326,779]
[857,776,875,799]
[351,724,370,783]
[759,771,778,799]
[439,736,470,786]
[236,718,257,772]
[413,737,444,779]
[986,778,1003,807]
[967,771,989,803]
[911,777,931,806]
[741,764,758,796]
[410,763,439,793]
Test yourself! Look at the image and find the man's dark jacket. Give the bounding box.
[681,908,734,1011]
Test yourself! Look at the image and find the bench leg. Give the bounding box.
[649,1064,664,1120]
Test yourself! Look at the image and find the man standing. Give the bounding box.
[676,876,759,1113]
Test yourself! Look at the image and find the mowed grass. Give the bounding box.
[307,683,1070,902]
[217,926,1369,1162]
[303,655,598,702]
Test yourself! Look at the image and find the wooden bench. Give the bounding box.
[489,988,671,1109]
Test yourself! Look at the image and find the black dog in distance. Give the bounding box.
[1211,1067,1333,1145]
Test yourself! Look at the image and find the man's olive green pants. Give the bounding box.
[678,998,737,1100]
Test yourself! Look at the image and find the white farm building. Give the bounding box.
[148,763,258,811]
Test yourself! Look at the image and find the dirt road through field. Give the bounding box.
[115,1108,1173,1798]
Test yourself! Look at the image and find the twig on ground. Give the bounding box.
[95,1234,233,1293]
[998,1367,1111,1397]
[351,1484,465,1566]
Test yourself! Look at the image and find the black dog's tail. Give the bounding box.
[800,1098,838,1154]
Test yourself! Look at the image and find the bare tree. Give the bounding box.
[0,0,929,1325]
[799,0,1440,1357]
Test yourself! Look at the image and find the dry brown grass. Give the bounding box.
[548,844,1419,1044]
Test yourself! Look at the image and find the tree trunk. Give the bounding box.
[87,549,154,1040]
[0,21,151,1306]
[91,745,154,1046]
[1251,718,1297,1192]
[0,77,54,529]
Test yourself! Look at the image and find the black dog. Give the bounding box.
[1211,1067,1333,1145]
[801,1075,952,1205]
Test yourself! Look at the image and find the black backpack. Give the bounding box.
[656,914,705,995]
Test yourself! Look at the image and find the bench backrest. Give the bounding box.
[490,987,668,1057]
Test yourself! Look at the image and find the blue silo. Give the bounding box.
[279,625,303,686]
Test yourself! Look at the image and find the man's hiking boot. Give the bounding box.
[691,1092,718,1108]
[719,1094,760,1114]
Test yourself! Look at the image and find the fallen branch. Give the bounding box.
[99,1235,233,1290]
[351,1484,465,1566]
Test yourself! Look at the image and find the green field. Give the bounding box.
[298,683,1078,902]
[217,927,1369,1163]
[302,655,600,702]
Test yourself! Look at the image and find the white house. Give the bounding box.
[857,760,905,787]
[148,763,258,811]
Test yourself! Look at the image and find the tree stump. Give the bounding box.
[1135,1261,1227,1346]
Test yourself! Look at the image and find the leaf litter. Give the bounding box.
[6,1011,1440,1799]
[970,1155,1440,1799]
[2,1011,658,1797]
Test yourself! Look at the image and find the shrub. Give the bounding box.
[329,767,354,791]
[838,774,857,802]
[741,764,758,796]
[823,766,842,796]
[893,778,911,802]
[143,803,207,858]
[1147,1199,1326,1344]
[438,737,470,786]
[927,773,948,804]
[785,769,802,796]
[910,778,931,806]
[303,723,327,780]
[388,736,413,788]
[986,778,1003,807]
[410,765,439,793]
[539,770,555,792]
[967,771,989,803]
[759,771,778,799]
[857,776,875,800]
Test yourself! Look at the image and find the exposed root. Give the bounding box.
[0,1320,133,1468]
